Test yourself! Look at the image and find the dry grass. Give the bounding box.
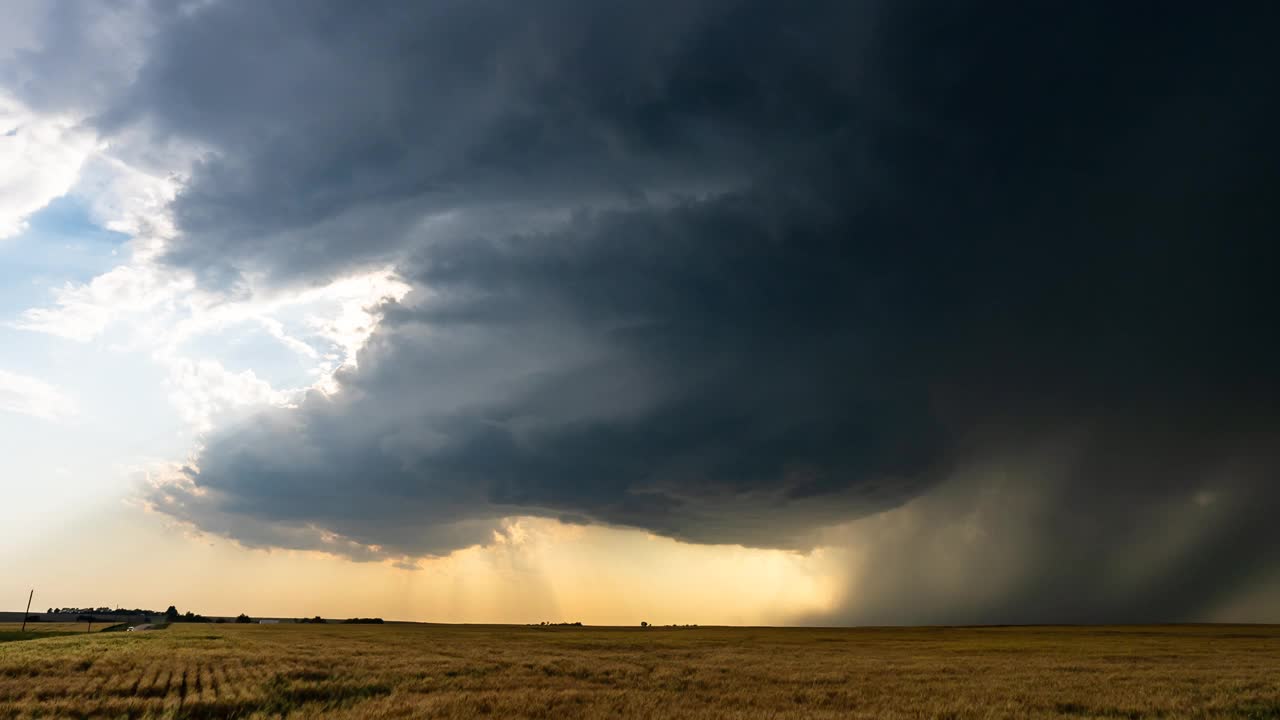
[0,623,116,632]
[0,623,1277,719]
[0,623,118,644]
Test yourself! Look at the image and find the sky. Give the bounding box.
[1,1,1277,625]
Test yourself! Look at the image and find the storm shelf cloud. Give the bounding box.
[23,0,1272,622]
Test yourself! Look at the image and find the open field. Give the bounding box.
[0,623,1277,719]
[0,624,118,644]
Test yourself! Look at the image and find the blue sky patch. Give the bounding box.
[0,195,130,316]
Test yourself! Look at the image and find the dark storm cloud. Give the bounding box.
[98,0,874,287]
[0,0,149,115]
[137,1,1280,620]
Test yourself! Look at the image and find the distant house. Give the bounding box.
[258,619,280,624]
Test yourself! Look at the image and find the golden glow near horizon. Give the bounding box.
[0,501,841,626]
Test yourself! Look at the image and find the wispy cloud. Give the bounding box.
[0,368,77,421]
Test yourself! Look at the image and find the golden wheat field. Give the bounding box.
[0,624,113,639]
[0,622,1278,719]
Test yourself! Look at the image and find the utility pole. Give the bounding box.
[20,589,33,632]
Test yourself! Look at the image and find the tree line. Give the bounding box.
[35,604,383,625]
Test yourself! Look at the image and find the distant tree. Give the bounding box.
[235,613,252,624]
[640,621,648,628]
[165,606,179,621]
[24,615,40,623]
[169,610,209,623]
[46,608,53,614]
[215,618,226,624]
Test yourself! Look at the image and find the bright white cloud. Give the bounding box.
[17,253,409,432]
[162,355,287,433]
[0,368,77,421]
[15,263,191,342]
[0,92,95,239]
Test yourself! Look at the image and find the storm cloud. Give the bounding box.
[127,1,1280,621]
[100,0,875,287]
